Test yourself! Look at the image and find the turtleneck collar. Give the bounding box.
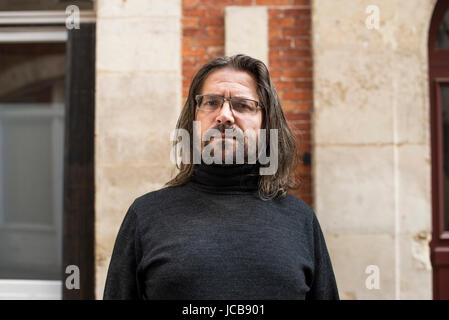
[189,161,260,193]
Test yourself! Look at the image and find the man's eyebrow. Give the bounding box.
[203,93,255,100]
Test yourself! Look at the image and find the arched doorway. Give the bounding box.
[429,0,449,300]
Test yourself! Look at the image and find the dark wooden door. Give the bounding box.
[429,0,449,300]
[62,23,95,300]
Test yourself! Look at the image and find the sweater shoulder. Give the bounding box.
[279,193,316,220]
[130,184,190,214]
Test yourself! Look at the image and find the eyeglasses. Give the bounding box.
[195,94,263,115]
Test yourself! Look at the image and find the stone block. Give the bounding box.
[225,6,268,66]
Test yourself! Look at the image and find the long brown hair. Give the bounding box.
[165,54,301,200]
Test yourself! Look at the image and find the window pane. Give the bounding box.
[436,8,449,49]
[442,85,449,231]
[0,0,93,11]
[3,111,53,225]
[0,42,65,280]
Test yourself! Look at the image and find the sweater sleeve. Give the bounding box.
[103,202,143,300]
[305,213,340,300]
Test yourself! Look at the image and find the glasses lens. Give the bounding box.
[231,98,258,114]
[200,95,222,111]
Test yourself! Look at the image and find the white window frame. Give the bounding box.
[0,9,95,300]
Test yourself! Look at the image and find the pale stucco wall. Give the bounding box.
[95,0,181,299]
[313,0,436,299]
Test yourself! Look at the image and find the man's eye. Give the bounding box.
[235,102,251,110]
[205,100,220,106]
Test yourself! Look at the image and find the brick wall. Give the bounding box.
[182,0,313,207]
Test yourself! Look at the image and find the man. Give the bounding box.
[103,54,339,300]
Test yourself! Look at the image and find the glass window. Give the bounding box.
[0,42,65,280]
[436,8,449,48]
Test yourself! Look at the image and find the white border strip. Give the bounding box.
[0,27,67,42]
[0,10,95,25]
[0,280,62,300]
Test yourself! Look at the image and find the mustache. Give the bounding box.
[205,123,242,135]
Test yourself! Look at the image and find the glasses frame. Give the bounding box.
[195,94,263,114]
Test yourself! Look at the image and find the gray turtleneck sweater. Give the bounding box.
[103,164,339,300]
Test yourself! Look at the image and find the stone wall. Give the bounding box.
[95,0,181,299]
[312,0,435,299]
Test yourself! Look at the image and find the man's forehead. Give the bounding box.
[201,68,257,96]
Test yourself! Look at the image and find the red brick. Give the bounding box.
[293,0,310,5]
[269,49,282,59]
[283,27,310,37]
[295,81,313,89]
[298,181,312,194]
[283,49,311,58]
[183,67,200,77]
[283,91,312,100]
[270,59,312,69]
[183,47,207,57]
[199,17,224,26]
[277,80,312,90]
[269,17,295,27]
[183,79,193,89]
[268,9,282,17]
[269,38,292,48]
[183,28,208,37]
[293,37,310,48]
[282,69,312,78]
[183,8,207,17]
[299,142,311,153]
[183,56,199,65]
[275,80,298,89]
[200,0,234,6]
[182,37,198,48]
[183,0,199,7]
[270,69,282,78]
[182,17,199,27]
[284,100,312,112]
[294,18,311,28]
[289,120,311,130]
[281,68,309,78]
[256,0,292,5]
[206,27,224,36]
[283,8,310,17]
[199,37,224,46]
[269,27,282,38]
[295,164,311,176]
[285,111,311,121]
[206,8,224,17]
[206,46,224,56]
[297,132,311,141]
[234,0,253,4]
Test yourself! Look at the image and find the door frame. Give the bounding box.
[428,0,449,300]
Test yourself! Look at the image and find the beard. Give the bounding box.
[200,124,258,165]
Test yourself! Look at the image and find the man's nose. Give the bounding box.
[215,100,235,125]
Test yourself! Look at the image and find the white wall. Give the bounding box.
[95,0,181,299]
[312,0,435,299]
